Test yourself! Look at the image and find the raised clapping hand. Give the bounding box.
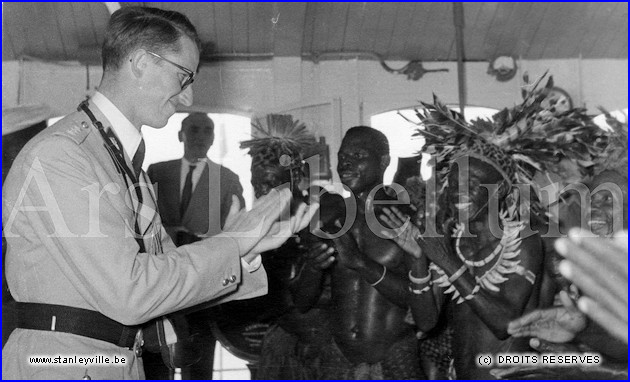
[554,229,628,344]
[378,206,422,258]
[507,290,587,344]
[222,188,320,257]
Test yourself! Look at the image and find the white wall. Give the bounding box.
[3,57,627,132]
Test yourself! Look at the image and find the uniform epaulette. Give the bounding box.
[50,111,93,145]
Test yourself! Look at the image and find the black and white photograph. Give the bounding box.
[2,2,627,380]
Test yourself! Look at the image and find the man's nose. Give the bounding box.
[177,86,193,107]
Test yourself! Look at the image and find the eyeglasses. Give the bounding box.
[147,51,195,90]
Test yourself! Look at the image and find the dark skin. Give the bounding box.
[587,170,628,237]
[383,157,544,379]
[295,134,415,365]
[508,170,628,361]
[249,166,337,371]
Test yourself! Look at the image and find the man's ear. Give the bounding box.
[380,154,391,171]
[178,130,184,143]
[128,49,150,81]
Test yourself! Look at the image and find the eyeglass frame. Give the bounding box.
[146,51,195,90]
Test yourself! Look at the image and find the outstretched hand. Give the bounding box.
[555,229,628,343]
[507,290,587,343]
[251,200,320,254]
[222,188,319,257]
[378,206,422,258]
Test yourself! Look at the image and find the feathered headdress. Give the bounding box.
[409,73,609,215]
[593,109,627,177]
[240,114,316,195]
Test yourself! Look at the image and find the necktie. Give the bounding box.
[180,164,196,217]
[132,139,146,179]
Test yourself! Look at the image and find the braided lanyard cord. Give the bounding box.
[78,100,147,253]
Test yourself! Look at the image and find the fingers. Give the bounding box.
[313,256,335,270]
[390,206,409,223]
[294,202,320,234]
[376,226,396,240]
[558,290,580,314]
[255,188,291,216]
[529,338,580,353]
[507,310,544,336]
[577,296,628,343]
[557,229,627,278]
[614,230,627,248]
[379,212,395,229]
[556,236,627,304]
[304,242,336,269]
[382,206,408,227]
[559,259,627,324]
[311,244,336,269]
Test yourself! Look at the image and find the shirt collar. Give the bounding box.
[182,157,208,167]
[91,91,142,162]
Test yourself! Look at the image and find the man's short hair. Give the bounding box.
[182,113,214,132]
[343,125,390,157]
[102,6,201,72]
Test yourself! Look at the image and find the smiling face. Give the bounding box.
[337,135,388,195]
[588,170,628,237]
[140,36,199,128]
[446,157,507,222]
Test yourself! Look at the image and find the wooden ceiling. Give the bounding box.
[2,2,627,65]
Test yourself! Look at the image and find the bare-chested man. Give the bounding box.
[297,126,424,379]
[383,155,545,379]
[380,90,609,379]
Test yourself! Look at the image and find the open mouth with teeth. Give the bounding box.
[340,172,358,179]
[588,219,610,232]
[455,202,472,210]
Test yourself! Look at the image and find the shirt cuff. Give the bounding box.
[241,254,262,273]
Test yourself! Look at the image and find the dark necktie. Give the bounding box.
[132,139,146,179]
[180,164,196,217]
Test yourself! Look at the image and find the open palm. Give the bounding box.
[379,206,422,258]
[508,291,587,343]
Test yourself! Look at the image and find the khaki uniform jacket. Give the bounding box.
[2,103,267,379]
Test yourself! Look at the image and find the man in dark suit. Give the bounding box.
[148,113,244,244]
[146,112,245,379]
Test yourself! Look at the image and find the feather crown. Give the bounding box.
[412,73,609,199]
[240,114,316,169]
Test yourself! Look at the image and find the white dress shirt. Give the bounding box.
[91,91,143,163]
[179,157,208,196]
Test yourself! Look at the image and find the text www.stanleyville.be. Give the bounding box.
[29,355,128,366]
